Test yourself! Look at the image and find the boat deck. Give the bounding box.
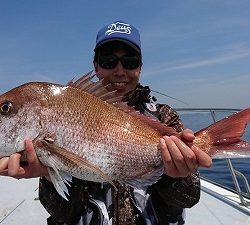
[1,176,250,225]
[186,179,250,225]
[0,177,49,225]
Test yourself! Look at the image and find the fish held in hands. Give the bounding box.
[0,73,249,200]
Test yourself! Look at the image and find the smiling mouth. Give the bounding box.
[110,82,128,89]
[112,82,127,87]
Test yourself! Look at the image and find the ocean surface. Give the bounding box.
[177,109,250,193]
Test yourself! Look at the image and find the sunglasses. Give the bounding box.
[98,54,141,70]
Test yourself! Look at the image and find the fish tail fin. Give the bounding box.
[194,108,250,158]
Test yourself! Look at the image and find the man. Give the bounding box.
[0,20,212,225]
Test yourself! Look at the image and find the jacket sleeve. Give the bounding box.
[151,173,200,208]
[150,104,201,208]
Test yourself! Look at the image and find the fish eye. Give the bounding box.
[0,101,13,115]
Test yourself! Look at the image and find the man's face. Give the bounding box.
[94,45,141,96]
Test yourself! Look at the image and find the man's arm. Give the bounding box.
[151,104,211,208]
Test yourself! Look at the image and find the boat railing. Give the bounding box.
[175,108,250,207]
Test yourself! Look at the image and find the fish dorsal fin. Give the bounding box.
[67,71,124,103]
[67,72,179,136]
[67,71,134,110]
[67,71,95,90]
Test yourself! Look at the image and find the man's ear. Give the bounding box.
[93,61,98,72]
[139,64,143,73]
[93,62,102,79]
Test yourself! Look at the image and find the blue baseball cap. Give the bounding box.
[95,21,141,53]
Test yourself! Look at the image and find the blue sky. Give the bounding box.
[0,0,250,108]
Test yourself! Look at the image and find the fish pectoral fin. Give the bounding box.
[39,140,116,189]
[42,150,73,201]
[47,167,71,200]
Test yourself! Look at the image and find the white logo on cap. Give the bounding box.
[105,22,131,36]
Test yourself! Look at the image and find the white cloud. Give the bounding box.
[152,73,250,108]
[143,47,250,78]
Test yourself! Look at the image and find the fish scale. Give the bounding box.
[36,85,162,178]
[0,76,250,199]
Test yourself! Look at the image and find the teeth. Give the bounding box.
[113,83,126,87]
